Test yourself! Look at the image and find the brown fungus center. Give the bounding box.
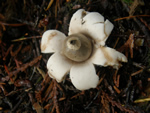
[63,33,93,62]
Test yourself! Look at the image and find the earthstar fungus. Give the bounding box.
[41,9,127,90]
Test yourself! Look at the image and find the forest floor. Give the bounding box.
[0,0,150,113]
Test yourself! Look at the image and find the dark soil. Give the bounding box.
[0,0,150,113]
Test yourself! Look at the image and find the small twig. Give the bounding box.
[53,80,60,113]
[44,103,53,110]
[139,18,150,31]
[114,15,150,21]
[0,21,26,27]
[44,81,53,101]
[84,91,100,110]
[56,83,65,98]
[11,36,41,42]
[3,45,14,61]
[113,70,119,87]
[70,91,85,99]
[98,73,106,86]
[9,55,42,77]
[45,0,54,11]
[131,69,143,76]
[11,94,26,112]
[113,85,121,94]
[132,62,145,69]
[0,84,8,95]
[104,92,135,113]
[10,43,23,57]
[134,98,150,103]
[119,34,134,58]
[113,37,120,49]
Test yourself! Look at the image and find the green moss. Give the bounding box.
[122,0,133,4]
